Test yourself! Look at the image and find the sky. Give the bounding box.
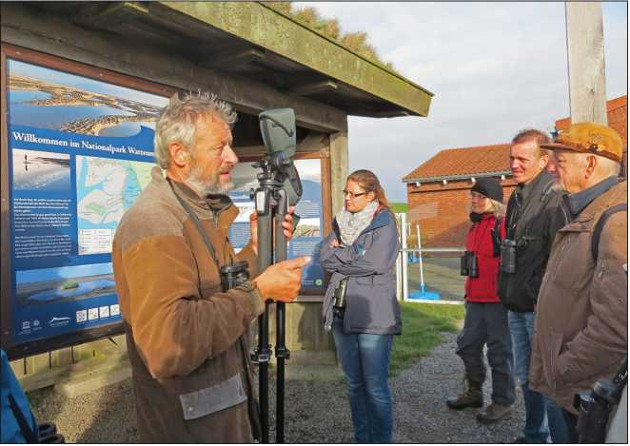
[301,2,628,202]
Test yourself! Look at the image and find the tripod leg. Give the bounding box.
[274,190,289,443]
[256,211,273,443]
[276,302,287,443]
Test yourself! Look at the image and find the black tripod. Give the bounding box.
[251,109,301,443]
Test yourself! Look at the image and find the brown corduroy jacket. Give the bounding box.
[530,180,627,413]
[112,166,265,442]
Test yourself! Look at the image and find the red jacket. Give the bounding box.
[465,213,504,303]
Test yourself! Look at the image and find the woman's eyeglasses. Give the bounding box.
[343,189,368,199]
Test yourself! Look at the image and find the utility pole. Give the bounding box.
[565,2,608,124]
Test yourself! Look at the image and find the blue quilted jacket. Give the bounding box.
[320,208,401,335]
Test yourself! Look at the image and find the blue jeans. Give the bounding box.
[332,317,394,443]
[509,311,549,443]
[546,399,578,443]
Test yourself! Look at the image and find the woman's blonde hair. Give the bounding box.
[470,198,505,218]
[347,169,390,211]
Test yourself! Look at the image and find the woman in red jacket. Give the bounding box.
[446,178,516,425]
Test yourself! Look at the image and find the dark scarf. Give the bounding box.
[469,212,487,223]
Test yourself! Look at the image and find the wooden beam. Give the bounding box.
[73,2,149,27]
[371,110,411,118]
[296,132,328,153]
[290,80,338,96]
[234,132,329,158]
[565,2,607,124]
[200,47,266,68]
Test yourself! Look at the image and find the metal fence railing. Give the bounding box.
[395,213,465,304]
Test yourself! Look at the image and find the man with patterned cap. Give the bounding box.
[529,122,627,443]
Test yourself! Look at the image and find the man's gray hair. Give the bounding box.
[598,155,622,177]
[154,92,237,169]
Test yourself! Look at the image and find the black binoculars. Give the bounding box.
[500,239,517,274]
[220,261,250,292]
[332,278,348,317]
[460,251,479,278]
[574,379,622,443]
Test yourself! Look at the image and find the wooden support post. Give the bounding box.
[329,130,349,216]
[565,2,608,124]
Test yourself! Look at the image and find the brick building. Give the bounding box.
[403,95,627,248]
[402,144,515,248]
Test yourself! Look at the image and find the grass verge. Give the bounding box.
[390,202,408,213]
[390,302,465,376]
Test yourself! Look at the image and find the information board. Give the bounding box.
[4,58,169,353]
[229,158,326,292]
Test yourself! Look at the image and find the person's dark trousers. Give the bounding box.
[508,310,550,443]
[456,302,516,406]
[546,399,579,443]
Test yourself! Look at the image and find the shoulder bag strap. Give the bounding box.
[167,179,221,271]
[591,203,627,263]
[8,394,38,443]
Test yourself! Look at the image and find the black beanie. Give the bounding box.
[471,177,503,203]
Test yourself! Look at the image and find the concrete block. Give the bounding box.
[54,354,132,398]
[55,363,132,398]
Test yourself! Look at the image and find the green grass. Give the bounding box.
[390,302,465,376]
[390,202,408,213]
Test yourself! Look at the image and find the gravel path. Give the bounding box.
[29,332,525,443]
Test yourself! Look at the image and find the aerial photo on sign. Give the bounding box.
[9,61,165,137]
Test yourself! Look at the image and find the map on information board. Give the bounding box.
[76,156,153,254]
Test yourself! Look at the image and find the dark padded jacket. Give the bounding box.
[498,170,567,312]
[320,207,401,335]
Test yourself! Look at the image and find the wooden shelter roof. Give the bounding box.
[25,1,434,119]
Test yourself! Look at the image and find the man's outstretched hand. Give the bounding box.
[253,256,311,303]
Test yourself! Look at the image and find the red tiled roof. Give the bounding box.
[403,144,510,181]
[404,96,628,183]
[556,95,627,149]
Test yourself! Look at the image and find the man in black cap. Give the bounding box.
[497,129,568,440]
[446,177,516,425]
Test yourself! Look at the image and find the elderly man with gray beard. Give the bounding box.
[530,122,627,443]
[112,92,310,443]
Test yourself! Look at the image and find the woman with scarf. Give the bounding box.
[320,169,401,443]
[445,178,516,425]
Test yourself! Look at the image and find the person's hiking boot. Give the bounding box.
[476,402,513,424]
[446,379,483,409]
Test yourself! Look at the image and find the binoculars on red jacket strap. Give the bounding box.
[460,251,479,278]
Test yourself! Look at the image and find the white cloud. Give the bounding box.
[301,2,628,201]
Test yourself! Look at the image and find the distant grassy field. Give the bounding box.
[390,202,408,213]
[390,302,465,375]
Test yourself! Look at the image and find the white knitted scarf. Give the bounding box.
[335,200,379,246]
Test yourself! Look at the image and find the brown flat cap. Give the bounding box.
[541,122,623,163]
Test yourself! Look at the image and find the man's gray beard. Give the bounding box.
[187,168,234,196]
